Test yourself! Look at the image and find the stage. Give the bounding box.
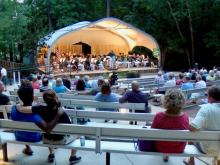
[38,66,159,78]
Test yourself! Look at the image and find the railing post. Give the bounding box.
[13,71,16,85]
[18,71,21,85]
[95,128,101,154]
[106,152,110,165]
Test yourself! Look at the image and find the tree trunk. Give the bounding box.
[166,0,191,68]
[186,0,195,65]
[47,0,53,31]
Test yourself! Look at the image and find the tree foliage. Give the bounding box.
[0,0,220,70]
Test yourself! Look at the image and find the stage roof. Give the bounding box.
[40,17,159,56]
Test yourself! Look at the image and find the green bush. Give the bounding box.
[126,71,140,78]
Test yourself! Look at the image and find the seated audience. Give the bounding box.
[176,73,184,85]
[119,81,149,113]
[85,78,105,95]
[83,75,91,88]
[11,80,62,158]
[48,74,56,89]
[17,89,81,164]
[40,78,49,92]
[0,81,11,118]
[151,89,189,162]
[31,76,40,89]
[206,70,215,82]
[185,86,220,165]
[181,76,194,91]
[95,82,119,123]
[53,78,70,93]
[163,72,176,87]
[75,79,86,91]
[62,75,71,90]
[191,75,207,101]
[154,71,165,84]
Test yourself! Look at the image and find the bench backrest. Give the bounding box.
[0,105,151,122]
[1,119,220,155]
[8,95,146,111]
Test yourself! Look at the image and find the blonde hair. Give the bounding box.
[162,88,185,115]
[56,78,63,86]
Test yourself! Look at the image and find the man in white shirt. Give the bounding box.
[191,75,207,100]
[184,86,220,165]
[1,66,7,87]
[163,72,176,87]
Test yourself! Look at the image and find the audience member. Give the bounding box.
[119,81,149,113]
[95,82,119,123]
[31,76,40,90]
[0,81,11,118]
[184,86,220,165]
[154,71,165,84]
[48,74,56,89]
[0,66,7,86]
[151,89,189,162]
[176,73,184,85]
[75,79,86,91]
[11,80,62,157]
[40,78,49,92]
[181,76,193,90]
[62,75,71,90]
[53,78,70,93]
[163,72,176,87]
[83,75,91,88]
[85,78,105,95]
[16,89,81,164]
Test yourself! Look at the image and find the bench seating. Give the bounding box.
[0,119,218,165]
[8,96,146,113]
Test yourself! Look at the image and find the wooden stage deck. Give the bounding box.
[43,67,159,77]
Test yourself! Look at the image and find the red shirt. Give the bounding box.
[32,82,40,89]
[151,112,189,153]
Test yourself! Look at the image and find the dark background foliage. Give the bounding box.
[0,0,220,71]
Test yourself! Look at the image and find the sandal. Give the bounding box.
[48,153,55,163]
[22,148,33,156]
[183,158,195,165]
[163,156,169,162]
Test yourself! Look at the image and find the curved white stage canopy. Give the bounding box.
[38,17,160,70]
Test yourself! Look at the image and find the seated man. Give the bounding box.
[119,81,149,113]
[184,86,220,165]
[11,80,63,158]
[119,81,149,124]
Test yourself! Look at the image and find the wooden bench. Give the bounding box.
[0,119,219,165]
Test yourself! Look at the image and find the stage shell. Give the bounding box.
[37,17,160,71]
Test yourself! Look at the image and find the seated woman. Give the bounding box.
[16,89,81,164]
[53,78,71,93]
[151,88,189,162]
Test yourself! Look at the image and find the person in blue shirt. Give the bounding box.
[119,81,149,113]
[95,82,119,123]
[11,80,63,157]
[181,76,194,99]
[53,78,70,93]
[95,82,119,111]
[181,76,194,90]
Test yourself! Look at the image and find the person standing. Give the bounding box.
[0,66,7,87]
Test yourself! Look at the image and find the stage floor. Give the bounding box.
[39,67,159,77]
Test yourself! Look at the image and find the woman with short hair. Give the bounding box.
[151,88,189,162]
